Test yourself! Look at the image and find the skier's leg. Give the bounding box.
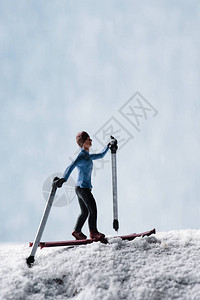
[74,187,88,232]
[75,187,97,230]
[76,187,105,239]
[85,191,105,239]
[85,191,97,231]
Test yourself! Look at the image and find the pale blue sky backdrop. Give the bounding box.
[0,0,200,242]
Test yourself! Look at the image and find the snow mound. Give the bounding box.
[1,230,200,299]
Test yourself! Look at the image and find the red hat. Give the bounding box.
[76,131,89,147]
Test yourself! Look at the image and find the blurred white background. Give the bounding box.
[0,0,199,242]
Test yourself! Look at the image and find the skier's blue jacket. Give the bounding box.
[63,146,109,188]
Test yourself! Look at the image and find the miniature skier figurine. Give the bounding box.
[55,131,110,241]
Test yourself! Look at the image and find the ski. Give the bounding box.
[29,228,156,248]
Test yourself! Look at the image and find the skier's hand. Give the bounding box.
[107,136,117,148]
[54,177,66,188]
[107,142,113,149]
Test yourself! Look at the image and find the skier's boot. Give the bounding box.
[72,231,87,240]
[90,230,105,240]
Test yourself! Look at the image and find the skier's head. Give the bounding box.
[76,131,90,148]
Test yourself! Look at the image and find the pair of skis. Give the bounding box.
[26,136,120,267]
[29,229,156,249]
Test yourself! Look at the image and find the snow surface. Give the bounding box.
[1,230,200,300]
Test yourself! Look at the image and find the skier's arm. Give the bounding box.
[63,155,82,182]
[90,145,109,160]
[55,158,79,188]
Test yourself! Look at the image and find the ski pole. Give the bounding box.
[26,177,58,267]
[110,136,119,232]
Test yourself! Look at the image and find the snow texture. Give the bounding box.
[1,230,200,300]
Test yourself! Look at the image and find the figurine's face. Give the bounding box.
[83,137,92,150]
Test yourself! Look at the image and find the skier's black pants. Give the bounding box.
[74,186,97,232]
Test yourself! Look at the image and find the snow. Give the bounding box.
[1,230,200,299]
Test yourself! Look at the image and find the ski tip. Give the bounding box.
[26,256,35,268]
[141,228,156,238]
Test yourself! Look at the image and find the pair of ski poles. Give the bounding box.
[26,136,119,267]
